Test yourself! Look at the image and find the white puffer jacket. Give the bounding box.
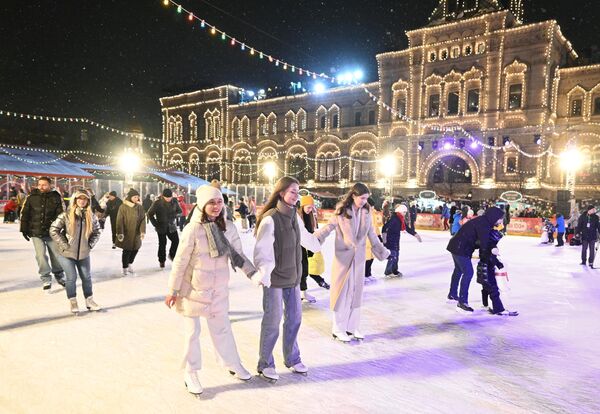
[167,214,256,318]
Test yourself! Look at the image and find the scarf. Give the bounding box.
[396,212,406,231]
[201,221,245,269]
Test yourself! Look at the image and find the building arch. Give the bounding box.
[418,149,480,186]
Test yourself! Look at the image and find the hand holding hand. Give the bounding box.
[251,272,264,287]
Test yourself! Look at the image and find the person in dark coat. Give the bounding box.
[116,189,146,275]
[147,188,182,268]
[105,191,123,249]
[448,203,458,233]
[446,207,505,312]
[476,227,518,316]
[236,198,250,231]
[555,213,565,247]
[19,176,65,290]
[382,204,422,276]
[576,206,600,268]
[142,194,153,212]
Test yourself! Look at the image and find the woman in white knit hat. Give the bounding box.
[164,185,258,395]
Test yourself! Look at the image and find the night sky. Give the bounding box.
[1,0,599,139]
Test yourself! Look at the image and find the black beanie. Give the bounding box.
[162,188,173,198]
[109,191,117,197]
[126,188,140,201]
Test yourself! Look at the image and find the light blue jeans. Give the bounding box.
[58,256,92,299]
[258,285,302,371]
[31,236,64,283]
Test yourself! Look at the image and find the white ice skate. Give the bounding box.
[127,265,135,275]
[289,362,308,375]
[332,331,352,342]
[229,366,252,381]
[258,367,279,382]
[86,296,102,312]
[120,268,128,277]
[183,370,203,395]
[301,291,316,303]
[347,330,365,340]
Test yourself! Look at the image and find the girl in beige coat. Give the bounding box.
[319,183,390,342]
[165,185,257,395]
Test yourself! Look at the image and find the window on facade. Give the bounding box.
[207,163,220,181]
[271,121,277,134]
[320,115,327,129]
[506,157,517,173]
[368,110,376,125]
[288,158,306,182]
[355,112,362,126]
[464,45,473,56]
[467,89,480,113]
[451,46,460,58]
[447,92,459,115]
[508,84,523,109]
[429,51,437,62]
[595,97,600,115]
[571,99,583,116]
[464,0,476,8]
[318,159,338,182]
[429,93,440,117]
[332,114,339,128]
[352,158,373,182]
[396,98,406,117]
[476,43,486,54]
[440,49,448,60]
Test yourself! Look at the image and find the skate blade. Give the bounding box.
[258,374,278,383]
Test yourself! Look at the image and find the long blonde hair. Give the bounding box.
[68,198,93,238]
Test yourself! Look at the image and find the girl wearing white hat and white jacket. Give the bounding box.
[49,189,102,314]
[164,185,258,395]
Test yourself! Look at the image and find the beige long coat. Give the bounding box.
[319,206,389,310]
[168,216,255,318]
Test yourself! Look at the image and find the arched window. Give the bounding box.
[189,113,197,142]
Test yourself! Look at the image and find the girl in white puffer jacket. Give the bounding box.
[165,185,257,395]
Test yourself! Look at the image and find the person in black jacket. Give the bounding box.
[19,176,66,290]
[446,206,505,312]
[576,205,600,268]
[382,204,422,276]
[105,191,123,249]
[147,188,182,268]
[236,198,249,232]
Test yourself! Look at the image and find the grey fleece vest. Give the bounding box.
[263,200,302,289]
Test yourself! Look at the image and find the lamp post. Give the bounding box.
[560,147,582,197]
[378,154,397,196]
[263,161,277,191]
[119,149,142,189]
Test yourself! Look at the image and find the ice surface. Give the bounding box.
[1,223,598,413]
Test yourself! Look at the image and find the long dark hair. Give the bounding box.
[336,182,370,219]
[199,203,227,231]
[255,176,299,234]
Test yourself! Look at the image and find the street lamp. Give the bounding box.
[263,161,277,189]
[560,148,582,197]
[378,154,397,196]
[119,150,141,186]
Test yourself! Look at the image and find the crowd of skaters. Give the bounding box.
[11,175,600,396]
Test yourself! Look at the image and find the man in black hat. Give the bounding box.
[147,188,182,268]
[105,191,123,249]
[576,205,600,268]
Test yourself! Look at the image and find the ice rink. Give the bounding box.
[1,222,598,414]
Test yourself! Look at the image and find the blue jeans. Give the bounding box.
[449,254,474,304]
[58,256,92,299]
[384,249,399,274]
[258,285,302,371]
[31,236,64,283]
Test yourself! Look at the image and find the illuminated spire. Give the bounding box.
[428,0,503,26]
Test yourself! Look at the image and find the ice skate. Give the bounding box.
[456,302,474,313]
[346,330,365,340]
[127,265,135,275]
[332,331,351,342]
[42,282,51,292]
[289,362,308,375]
[183,370,203,395]
[159,261,165,269]
[258,367,279,383]
[85,296,102,312]
[492,309,519,316]
[301,291,316,303]
[55,277,66,288]
[229,366,252,381]
[447,293,459,302]
[318,280,330,289]
[121,268,128,277]
[69,298,79,314]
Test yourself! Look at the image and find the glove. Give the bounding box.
[491,247,500,256]
[496,260,504,269]
[22,232,30,242]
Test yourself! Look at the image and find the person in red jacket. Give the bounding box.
[177,195,188,231]
[3,198,18,223]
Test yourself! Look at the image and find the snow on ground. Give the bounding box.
[0,222,599,414]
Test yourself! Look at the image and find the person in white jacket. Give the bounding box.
[164,185,257,395]
[253,176,326,382]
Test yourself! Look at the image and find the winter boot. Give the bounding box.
[69,298,79,314]
[86,296,101,311]
[456,302,474,313]
[183,370,203,394]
